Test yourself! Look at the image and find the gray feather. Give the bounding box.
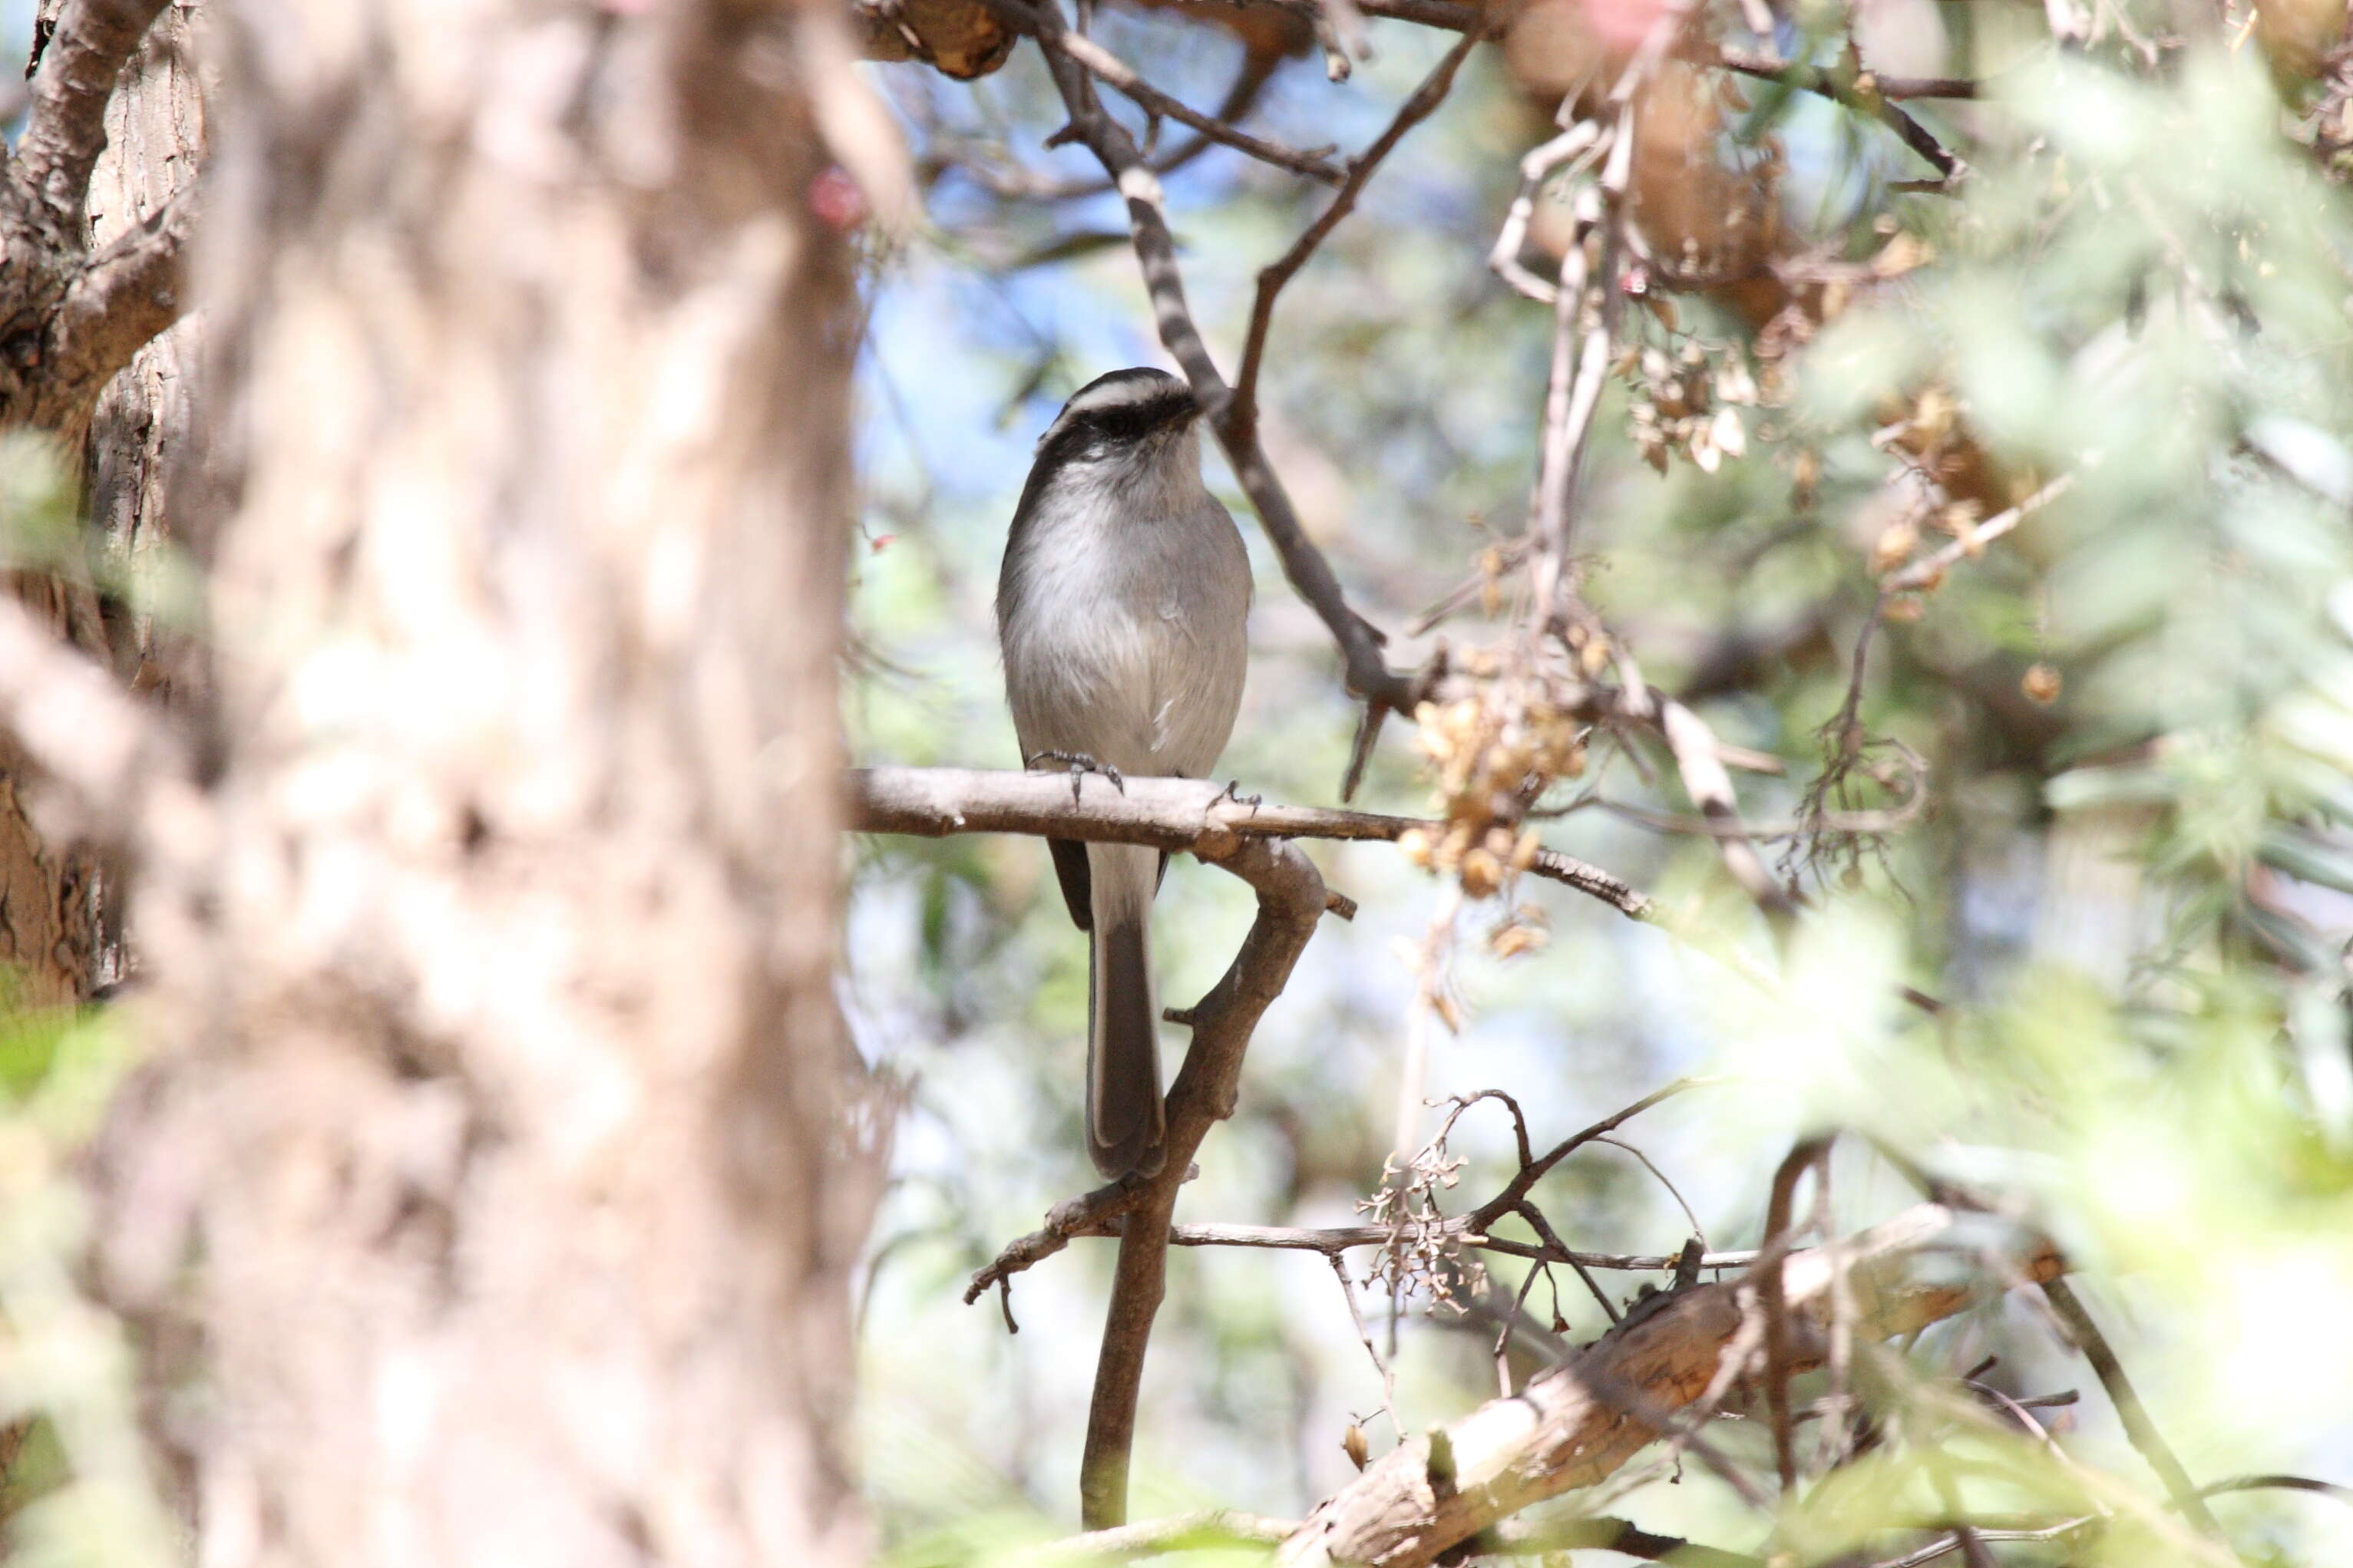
[997,368,1251,1180]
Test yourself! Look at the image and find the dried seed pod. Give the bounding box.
[1489,922,1548,959]
[1871,520,1919,576]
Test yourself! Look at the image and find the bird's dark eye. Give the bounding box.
[1086,406,1153,441]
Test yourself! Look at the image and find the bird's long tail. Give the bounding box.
[1086,841,1165,1179]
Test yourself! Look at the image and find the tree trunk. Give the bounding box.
[98,2,881,1563]
[0,0,202,1004]
[81,0,203,698]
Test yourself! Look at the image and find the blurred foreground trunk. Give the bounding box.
[100,2,881,1562]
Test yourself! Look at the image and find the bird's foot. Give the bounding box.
[1026,749,1125,804]
[1219,778,1263,810]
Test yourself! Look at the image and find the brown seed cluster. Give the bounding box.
[1395,674,1585,900]
[1624,342,1756,477]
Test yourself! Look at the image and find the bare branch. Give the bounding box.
[1697,46,1977,184]
[1492,1516,1763,1566]
[12,0,170,238]
[1655,695,1798,916]
[2198,1474,2353,1506]
[1168,0,1479,31]
[868,759,1337,1525]
[1231,23,1485,423]
[1466,1075,1714,1233]
[1759,1135,1833,1490]
[1704,46,1980,101]
[1081,830,1329,1527]
[1881,474,2076,596]
[1487,121,1601,303]
[1046,28,1347,184]
[2041,1278,2224,1538]
[849,765,1657,919]
[1523,2,1691,616]
[1157,1220,1758,1274]
[963,1176,1146,1306]
[1276,1205,2067,1568]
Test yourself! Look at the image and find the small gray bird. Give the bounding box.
[996,368,1252,1180]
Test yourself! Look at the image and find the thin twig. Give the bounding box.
[1231,23,1486,423]
[1882,474,2077,594]
[1046,28,1346,184]
[1760,1135,1834,1490]
[1330,1252,1402,1437]
[1466,1076,1717,1233]
[1492,1514,1765,1566]
[1515,1201,1621,1325]
[1655,697,1798,916]
[1699,46,1971,177]
[1865,1519,2098,1568]
[1486,121,1604,303]
[1156,1220,1756,1272]
[2041,1278,2224,1538]
[2198,1474,2353,1505]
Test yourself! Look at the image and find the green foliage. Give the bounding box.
[0,981,177,1566]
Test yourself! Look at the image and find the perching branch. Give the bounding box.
[1275,1205,2067,1568]
[1231,22,1486,426]
[850,765,1654,919]
[854,762,1333,1529]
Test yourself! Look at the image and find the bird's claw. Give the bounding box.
[1026,749,1125,804]
[1219,778,1263,810]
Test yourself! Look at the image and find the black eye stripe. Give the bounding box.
[1072,392,1192,437]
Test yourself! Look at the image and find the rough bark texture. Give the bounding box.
[81,0,204,694]
[0,0,195,1002]
[95,2,881,1563]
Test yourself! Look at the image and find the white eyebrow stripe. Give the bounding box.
[1062,375,1179,415]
